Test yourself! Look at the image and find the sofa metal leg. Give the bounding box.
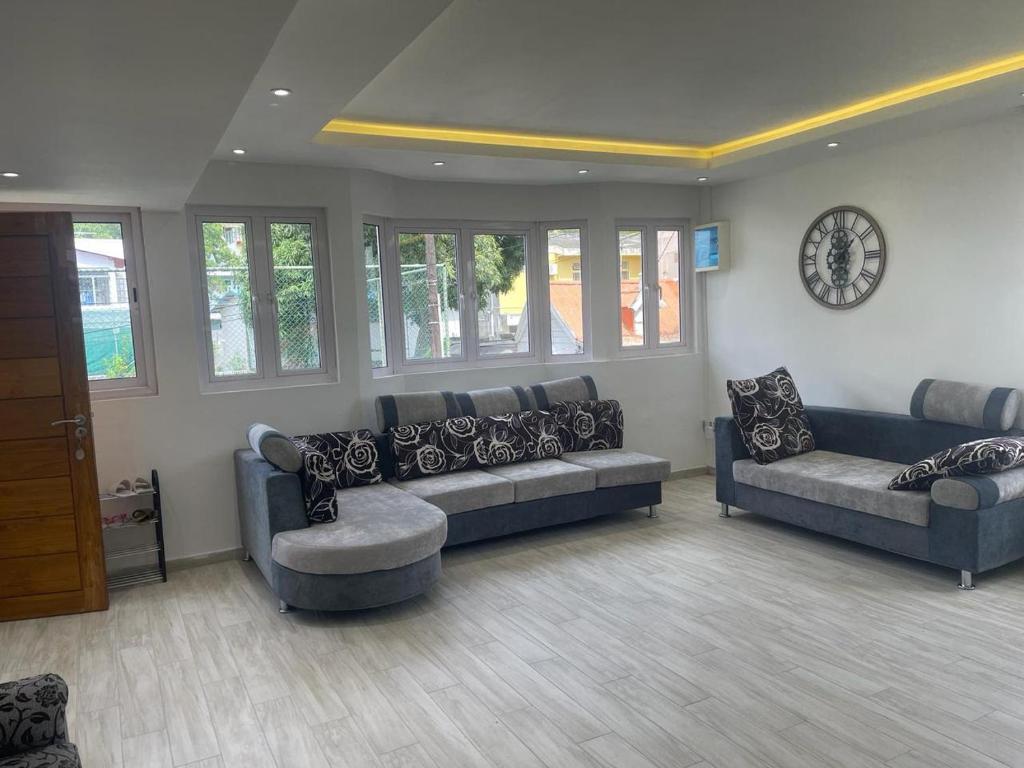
[278,600,292,613]
[958,570,975,591]
[242,550,251,562]
[647,505,658,518]
[719,503,731,518]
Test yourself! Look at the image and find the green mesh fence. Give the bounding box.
[82,306,136,379]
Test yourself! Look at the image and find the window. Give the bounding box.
[72,211,156,397]
[188,207,335,391]
[617,221,687,352]
[543,225,588,357]
[363,221,387,369]
[371,219,588,373]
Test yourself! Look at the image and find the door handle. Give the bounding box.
[51,414,87,427]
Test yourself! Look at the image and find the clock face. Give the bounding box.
[800,206,885,309]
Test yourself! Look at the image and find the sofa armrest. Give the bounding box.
[234,449,308,576]
[714,416,750,505]
[0,674,70,755]
[932,468,1024,511]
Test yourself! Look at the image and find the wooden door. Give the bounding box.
[0,212,107,621]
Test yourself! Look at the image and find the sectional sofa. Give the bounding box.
[236,376,670,612]
[716,381,1024,589]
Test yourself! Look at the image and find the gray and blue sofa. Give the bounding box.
[0,674,79,768]
[236,376,670,612]
[716,379,1024,589]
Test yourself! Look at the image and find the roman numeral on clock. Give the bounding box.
[864,249,881,261]
[817,282,830,302]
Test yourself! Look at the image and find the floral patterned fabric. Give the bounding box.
[888,436,1024,491]
[727,367,815,465]
[391,416,483,481]
[477,410,564,466]
[0,674,78,767]
[290,430,382,523]
[548,399,624,452]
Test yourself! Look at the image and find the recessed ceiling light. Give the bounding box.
[577,169,589,174]
[271,88,292,97]
[232,148,246,155]
[696,176,709,182]
[1,171,19,178]
[432,160,445,166]
[826,141,840,148]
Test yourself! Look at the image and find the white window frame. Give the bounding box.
[363,216,390,371]
[187,206,337,393]
[616,219,690,355]
[539,221,590,362]
[373,218,589,376]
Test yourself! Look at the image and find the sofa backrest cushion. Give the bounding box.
[477,410,564,466]
[910,378,1021,431]
[391,416,483,480]
[455,386,535,417]
[375,390,460,432]
[291,429,383,522]
[247,423,303,473]
[529,375,598,408]
[550,399,624,452]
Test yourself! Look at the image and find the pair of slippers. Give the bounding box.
[113,477,153,497]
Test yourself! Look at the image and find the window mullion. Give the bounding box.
[249,216,277,379]
[460,227,478,364]
[646,227,659,351]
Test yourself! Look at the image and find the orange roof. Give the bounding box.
[548,281,584,342]
[548,278,681,346]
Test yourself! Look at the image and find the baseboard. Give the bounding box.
[669,466,713,480]
[167,546,245,572]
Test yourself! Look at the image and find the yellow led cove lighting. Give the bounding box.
[322,51,1024,160]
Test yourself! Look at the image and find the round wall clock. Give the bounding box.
[799,205,886,309]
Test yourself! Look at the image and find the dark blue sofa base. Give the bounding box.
[717,408,1024,585]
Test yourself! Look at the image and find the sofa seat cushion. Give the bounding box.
[733,450,930,526]
[389,470,514,515]
[271,484,447,575]
[560,449,670,487]
[483,459,596,502]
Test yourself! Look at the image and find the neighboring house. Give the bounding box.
[74,239,134,378]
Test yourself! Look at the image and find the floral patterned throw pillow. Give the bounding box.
[390,416,483,481]
[477,409,564,466]
[888,436,1024,491]
[726,367,815,465]
[291,430,382,523]
[548,399,624,452]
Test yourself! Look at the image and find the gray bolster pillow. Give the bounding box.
[931,467,1024,510]
[909,379,1020,431]
[247,423,302,473]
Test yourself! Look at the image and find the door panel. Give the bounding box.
[0,212,106,621]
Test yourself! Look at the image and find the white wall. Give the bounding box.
[91,163,709,561]
[705,114,1024,464]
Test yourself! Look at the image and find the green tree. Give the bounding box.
[270,223,320,370]
[73,222,122,239]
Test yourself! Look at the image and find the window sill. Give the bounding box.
[199,372,338,395]
[89,382,159,400]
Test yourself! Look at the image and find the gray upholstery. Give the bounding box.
[272,484,447,575]
[483,459,596,502]
[733,450,931,527]
[375,390,459,431]
[455,385,535,417]
[529,375,598,408]
[561,449,670,487]
[247,423,302,472]
[0,674,79,767]
[389,469,514,515]
[910,379,1020,431]
[235,450,308,578]
[931,467,1024,511]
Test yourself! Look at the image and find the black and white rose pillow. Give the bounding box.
[888,436,1024,491]
[291,429,382,522]
[549,399,624,452]
[477,409,564,466]
[726,366,815,465]
[390,415,482,480]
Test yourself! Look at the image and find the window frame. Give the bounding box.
[539,220,591,362]
[71,208,158,398]
[187,205,336,393]
[362,216,389,371]
[616,218,690,356]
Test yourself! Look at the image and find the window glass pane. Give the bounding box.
[618,229,644,347]
[364,224,387,369]
[73,221,138,380]
[202,221,257,377]
[398,232,461,361]
[546,228,583,355]
[474,234,529,357]
[270,222,321,371]
[657,229,682,345]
